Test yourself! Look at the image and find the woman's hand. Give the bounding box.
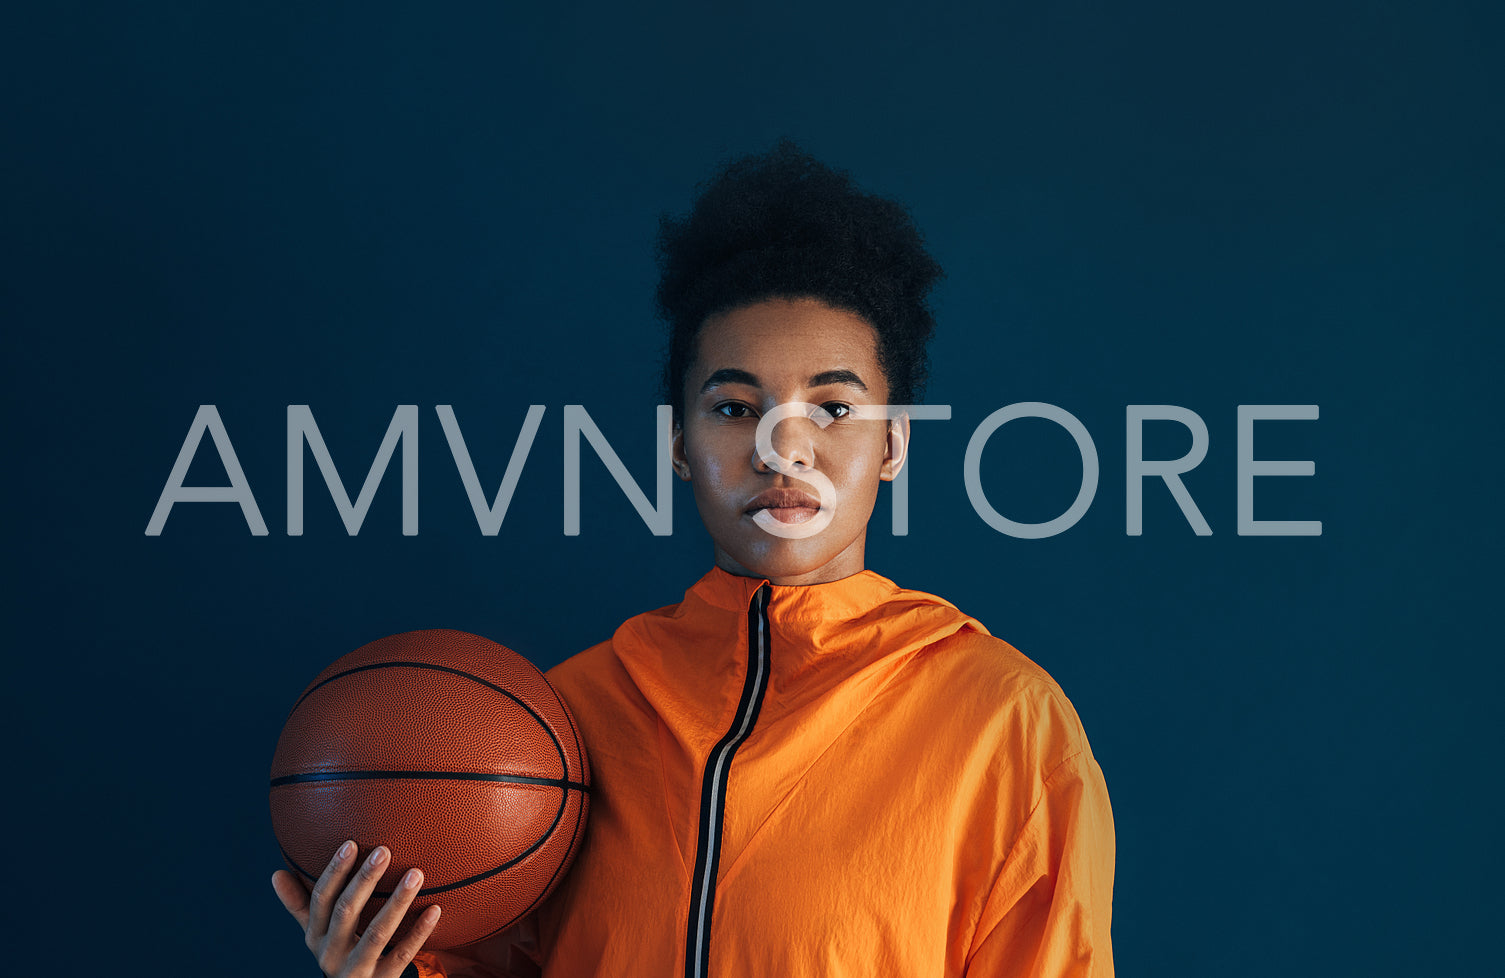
[272,841,442,978]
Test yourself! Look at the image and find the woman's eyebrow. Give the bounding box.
[698,367,870,394]
[807,369,868,391]
[700,368,761,393]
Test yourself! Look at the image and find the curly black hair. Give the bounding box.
[656,139,944,422]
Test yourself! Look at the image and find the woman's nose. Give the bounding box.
[753,408,819,473]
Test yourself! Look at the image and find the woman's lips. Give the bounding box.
[758,505,821,524]
[746,488,823,524]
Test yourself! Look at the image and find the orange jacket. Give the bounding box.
[418,566,1114,977]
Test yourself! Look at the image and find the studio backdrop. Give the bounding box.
[6,3,1500,976]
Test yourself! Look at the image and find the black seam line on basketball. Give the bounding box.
[497,675,592,931]
[684,583,771,978]
[284,767,574,900]
[288,660,572,788]
[270,771,590,792]
[473,778,587,944]
[542,661,590,792]
[279,844,318,892]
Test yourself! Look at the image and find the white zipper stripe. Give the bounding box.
[687,585,769,978]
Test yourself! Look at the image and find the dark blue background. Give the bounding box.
[6,3,1500,975]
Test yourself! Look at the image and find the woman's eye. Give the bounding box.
[821,402,852,420]
[715,402,755,419]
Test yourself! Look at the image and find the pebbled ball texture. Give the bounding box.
[270,629,590,949]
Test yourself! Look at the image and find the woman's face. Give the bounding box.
[672,297,908,586]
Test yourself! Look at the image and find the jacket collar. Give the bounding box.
[687,564,908,625]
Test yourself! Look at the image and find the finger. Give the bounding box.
[306,840,359,942]
[380,902,442,978]
[325,844,391,950]
[349,867,424,971]
[270,869,312,930]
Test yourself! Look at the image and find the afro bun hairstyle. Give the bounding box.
[656,139,944,422]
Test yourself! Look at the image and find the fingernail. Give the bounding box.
[367,846,388,867]
[426,904,442,920]
[338,841,355,860]
[402,869,421,889]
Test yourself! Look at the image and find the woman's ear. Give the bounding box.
[879,413,910,482]
[671,422,692,481]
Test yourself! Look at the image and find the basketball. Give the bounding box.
[269,629,590,949]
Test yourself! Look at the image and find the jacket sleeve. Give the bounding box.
[410,918,542,978]
[964,748,1116,977]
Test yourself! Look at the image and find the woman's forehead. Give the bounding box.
[692,298,883,387]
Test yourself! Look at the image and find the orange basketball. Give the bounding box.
[269,629,590,949]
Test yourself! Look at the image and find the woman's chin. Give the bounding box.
[717,537,864,586]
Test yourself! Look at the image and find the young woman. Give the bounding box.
[273,141,1116,978]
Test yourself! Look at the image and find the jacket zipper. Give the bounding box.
[684,582,772,978]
